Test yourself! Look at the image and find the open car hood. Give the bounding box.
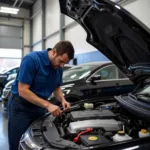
[59,0,150,83]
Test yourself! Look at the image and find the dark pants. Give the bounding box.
[8,97,46,150]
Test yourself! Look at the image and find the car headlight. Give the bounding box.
[20,133,42,150]
[62,89,71,95]
[48,89,71,101]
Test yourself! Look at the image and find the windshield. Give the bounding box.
[63,65,98,83]
[138,85,150,96]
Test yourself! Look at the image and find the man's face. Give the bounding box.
[51,49,70,69]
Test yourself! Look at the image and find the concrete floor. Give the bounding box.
[0,102,9,150]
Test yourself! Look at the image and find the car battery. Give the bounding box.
[80,134,109,146]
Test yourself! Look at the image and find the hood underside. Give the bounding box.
[59,0,150,83]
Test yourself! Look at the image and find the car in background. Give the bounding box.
[2,62,133,111]
[1,64,73,111]
[50,61,134,105]
[1,80,14,111]
[18,0,150,150]
[7,73,17,82]
[63,64,74,71]
[0,66,19,97]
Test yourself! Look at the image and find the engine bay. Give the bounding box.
[50,100,150,148]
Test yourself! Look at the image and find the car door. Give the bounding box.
[86,64,133,99]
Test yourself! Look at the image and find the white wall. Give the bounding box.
[65,16,74,26]
[64,11,97,55]
[32,0,42,44]
[0,3,30,56]
[45,0,60,36]
[32,43,42,51]
[0,17,23,26]
[24,48,30,56]
[24,21,30,47]
[33,0,42,15]
[45,34,60,49]
[122,0,150,28]
[65,24,96,54]
[33,13,42,43]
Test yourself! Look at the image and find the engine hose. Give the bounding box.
[58,127,66,138]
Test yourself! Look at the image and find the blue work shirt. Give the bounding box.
[11,49,63,100]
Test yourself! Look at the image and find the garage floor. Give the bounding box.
[0,102,9,150]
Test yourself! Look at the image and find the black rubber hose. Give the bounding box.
[58,127,66,138]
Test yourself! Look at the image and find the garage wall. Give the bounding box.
[0,25,22,49]
[32,42,42,51]
[24,20,30,56]
[0,4,30,70]
[45,0,60,36]
[45,33,60,49]
[32,0,42,51]
[33,13,42,43]
[31,0,149,64]
[122,0,150,28]
[0,6,30,56]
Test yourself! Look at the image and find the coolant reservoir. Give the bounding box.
[139,129,150,138]
[113,131,132,142]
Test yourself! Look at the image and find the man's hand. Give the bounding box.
[54,87,70,111]
[62,100,70,111]
[47,103,62,117]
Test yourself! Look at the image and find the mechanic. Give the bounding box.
[8,41,75,150]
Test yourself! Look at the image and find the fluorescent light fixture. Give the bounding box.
[1,7,19,12]
[0,9,18,14]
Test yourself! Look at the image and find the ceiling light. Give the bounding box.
[1,7,19,12]
[0,10,18,14]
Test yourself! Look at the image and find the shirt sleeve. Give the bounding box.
[17,55,37,85]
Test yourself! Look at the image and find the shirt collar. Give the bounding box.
[43,48,52,66]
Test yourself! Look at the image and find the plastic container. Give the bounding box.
[113,131,132,142]
[139,129,150,138]
[84,103,94,109]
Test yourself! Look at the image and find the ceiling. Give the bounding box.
[0,0,37,10]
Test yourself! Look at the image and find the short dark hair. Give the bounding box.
[53,41,74,60]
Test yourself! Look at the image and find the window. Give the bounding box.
[118,68,127,79]
[63,65,97,83]
[0,49,21,72]
[95,65,117,80]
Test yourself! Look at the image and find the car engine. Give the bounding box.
[52,101,150,147]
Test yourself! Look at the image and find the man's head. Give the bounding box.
[49,41,74,69]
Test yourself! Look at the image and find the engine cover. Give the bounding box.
[67,119,121,134]
[70,109,116,121]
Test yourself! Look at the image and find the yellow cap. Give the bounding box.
[118,130,125,135]
[88,136,98,141]
[141,129,147,133]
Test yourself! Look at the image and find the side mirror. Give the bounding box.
[91,75,101,81]
[90,75,101,85]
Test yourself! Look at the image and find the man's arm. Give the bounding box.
[53,87,70,111]
[19,82,62,116]
[53,86,66,103]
